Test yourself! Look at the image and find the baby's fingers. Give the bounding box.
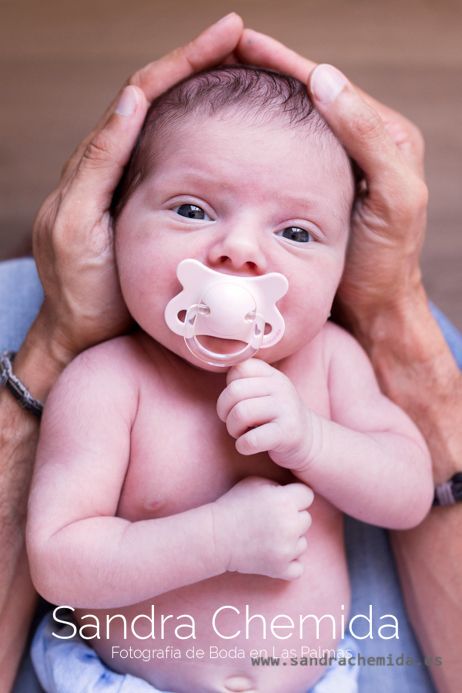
[285,483,315,511]
[294,536,308,558]
[236,421,283,456]
[226,397,276,439]
[217,377,273,422]
[279,560,304,581]
[297,510,313,534]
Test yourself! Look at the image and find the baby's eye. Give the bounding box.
[174,204,211,221]
[277,227,313,243]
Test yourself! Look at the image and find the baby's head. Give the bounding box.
[113,66,355,369]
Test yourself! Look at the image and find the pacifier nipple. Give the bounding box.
[184,282,265,367]
[164,259,289,368]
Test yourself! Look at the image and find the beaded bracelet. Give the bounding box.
[433,472,462,506]
[0,350,43,418]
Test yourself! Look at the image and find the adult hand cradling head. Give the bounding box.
[236,29,429,340]
[29,13,244,375]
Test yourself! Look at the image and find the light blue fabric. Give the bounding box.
[31,613,166,692]
[0,257,43,351]
[31,612,359,693]
[2,258,460,693]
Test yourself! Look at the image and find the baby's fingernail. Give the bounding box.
[115,86,137,117]
[310,64,348,104]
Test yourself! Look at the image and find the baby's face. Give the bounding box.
[115,114,354,369]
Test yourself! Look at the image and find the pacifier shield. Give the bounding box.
[164,259,288,367]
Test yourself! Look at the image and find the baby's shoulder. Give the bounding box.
[320,321,381,398]
[67,334,141,372]
[53,334,150,400]
[291,322,365,372]
[320,321,367,364]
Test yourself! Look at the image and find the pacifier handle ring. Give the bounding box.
[184,304,265,367]
[185,335,259,368]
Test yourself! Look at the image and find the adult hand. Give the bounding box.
[31,13,244,366]
[237,30,428,335]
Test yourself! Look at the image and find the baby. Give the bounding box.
[27,67,433,693]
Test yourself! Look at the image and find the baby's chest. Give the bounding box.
[117,364,330,521]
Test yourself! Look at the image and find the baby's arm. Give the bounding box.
[27,340,313,609]
[218,325,433,529]
[302,324,433,526]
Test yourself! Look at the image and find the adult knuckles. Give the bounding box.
[81,131,116,169]
[401,117,425,159]
[413,178,429,211]
[33,190,60,236]
[393,176,428,223]
[373,171,428,227]
[348,102,384,145]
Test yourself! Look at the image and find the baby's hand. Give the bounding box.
[212,477,313,580]
[217,358,314,471]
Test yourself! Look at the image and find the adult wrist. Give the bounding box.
[344,285,454,372]
[344,285,462,483]
[11,311,76,403]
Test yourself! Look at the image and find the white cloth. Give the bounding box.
[32,612,359,692]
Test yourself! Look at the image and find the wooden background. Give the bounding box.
[1,0,461,327]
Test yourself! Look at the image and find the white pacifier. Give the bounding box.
[164,259,289,367]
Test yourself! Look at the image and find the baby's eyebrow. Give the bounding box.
[155,169,234,193]
[154,169,319,208]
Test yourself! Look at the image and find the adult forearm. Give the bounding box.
[350,288,462,483]
[348,288,462,691]
[0,317,70,586]
[0,316,71,686]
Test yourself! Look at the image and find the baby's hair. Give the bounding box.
[112,65,345,218]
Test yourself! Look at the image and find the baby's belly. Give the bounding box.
[78,500,349,693]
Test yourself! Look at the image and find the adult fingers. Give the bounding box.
[62,13,244,182]
[238,30,424,175]
[68,11,243,217]
[130,12,244,100]
[309,64,424,195]
[66,85,149,217]
[237,28,316,84]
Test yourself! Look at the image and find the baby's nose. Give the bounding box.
[207,227,268,275]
